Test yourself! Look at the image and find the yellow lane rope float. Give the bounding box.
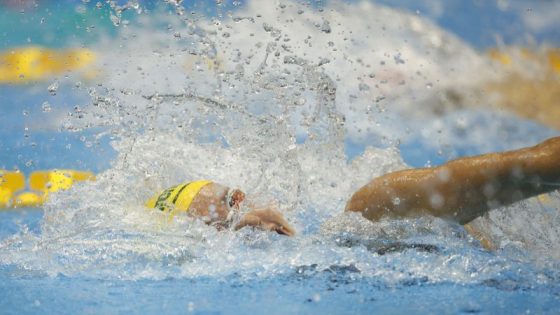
[0,171,25,208]
[145,180,212,218]
[0,46,97,84]
[0,169,95,208]
[0,45,223,85]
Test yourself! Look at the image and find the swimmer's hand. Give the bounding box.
[234,209,295,236]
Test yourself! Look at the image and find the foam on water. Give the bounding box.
[1,0,559,289]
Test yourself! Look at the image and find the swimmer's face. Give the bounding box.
[230,189,245,209]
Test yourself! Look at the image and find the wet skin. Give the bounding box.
[345,136,560,225]
[188,182,295,236]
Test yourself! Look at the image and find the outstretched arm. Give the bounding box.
[235,208,295,236]
[346,136,560,225]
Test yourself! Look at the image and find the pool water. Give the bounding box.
[1,1,560,314]
[2,171,560,315]
[2,245,559,315]
[2,109,559,314]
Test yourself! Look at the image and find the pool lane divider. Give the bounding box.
[0,46,97,84]
[0,170,95,208]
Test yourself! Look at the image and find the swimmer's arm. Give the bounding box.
[234,208,295,236]
[346,136,560,224]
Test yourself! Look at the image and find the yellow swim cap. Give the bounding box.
[145,180,212,216]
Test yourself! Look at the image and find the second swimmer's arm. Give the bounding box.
[346,136,560,224]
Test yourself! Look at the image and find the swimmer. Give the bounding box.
[145,180,295,236]
[147,137,558,241]
[346,136,560,225]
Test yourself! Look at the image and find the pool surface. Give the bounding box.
[1,1,560,314]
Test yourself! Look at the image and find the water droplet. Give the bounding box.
[295,98,306,105]
[313,294,321,302]
[42,102,52,113]
[75,5,87,14]
[393,53,405,64]
[430,193,444,208]
[358,83,370,91]
[22,110,29,116]
[263,23,273,32]
[110,14,120,26]
[48,81,59,95]
[318,58,330,66]
[320,20,331,33]
[426,83,433,89]
[120,89,133,95]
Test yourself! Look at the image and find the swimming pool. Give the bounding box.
[1,1,560,314]
[2,224,558,315]
[2,169,560,315]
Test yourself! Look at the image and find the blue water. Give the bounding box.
[1,209,560,315]
[2,267,559,314]
[2,130,560,314]
[2,108,560,314]
[0,216,558,315]
[2,1,560,314]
